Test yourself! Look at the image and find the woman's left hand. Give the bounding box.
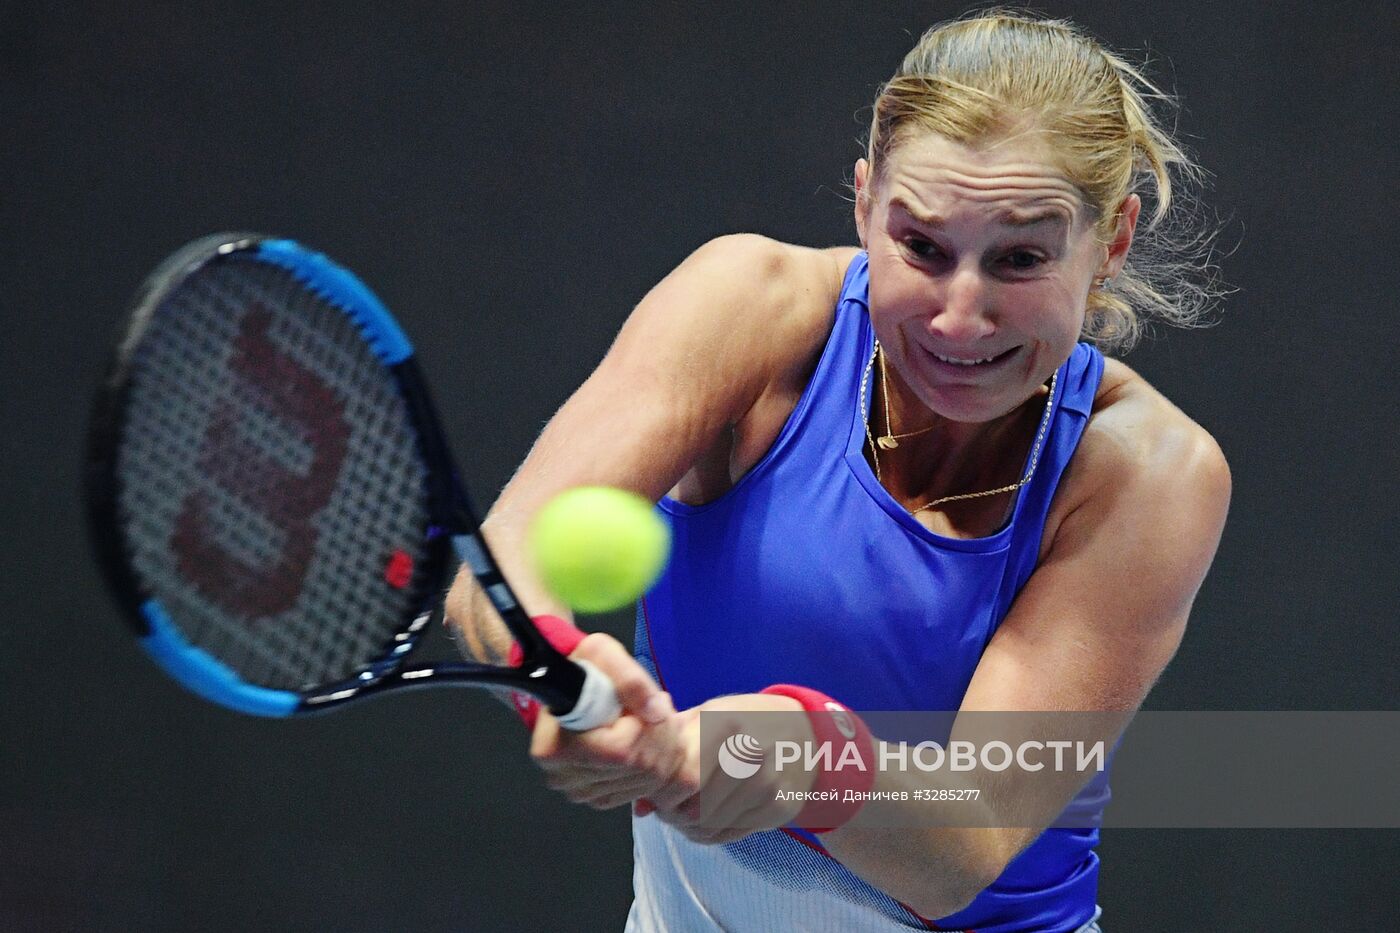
[636,693,817,845]
[536,690,818,844]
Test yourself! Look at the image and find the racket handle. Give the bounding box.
[508,615,620,731]
[555,659,621,730]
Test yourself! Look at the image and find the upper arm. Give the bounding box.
[965,421,1231,711]
[447,235,837,651]
[955,412,1231,872]
[497,234,833,509]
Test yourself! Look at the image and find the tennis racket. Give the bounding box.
[85,233,619,729]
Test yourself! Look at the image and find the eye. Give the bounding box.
[903,238,940,259]
[1002,250,1046,270]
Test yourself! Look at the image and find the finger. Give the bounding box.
[676,822,752,846]
[621,710,697,811]
[532,713,641,769]
[561,774,661,809]
[537,720,680,788]
[539,759,636,782]
[533,711,646,767]
[700,824,758,845]
[572,633,674,724]
[528,708,562,762]
[703,787,793,841]
[544,729,686,798]
[579,780,661,811]
[542,764,626,791]
[655,749,760,833]
[684,767,749,830]
[639,761,700,813]
[679,823,759,846]
[668,788,776,846]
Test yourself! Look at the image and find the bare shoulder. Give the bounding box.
[729,237,859,353]
[763,240,861,353]
[1059,357,1232,522]
[664,238,860,503]
[684,236,861,410]
[682,234,852,301]
[737,240,860,395]
[1090,358,1230,469]
[678,235,855,363]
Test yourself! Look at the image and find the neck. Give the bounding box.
[871,346,1051,506]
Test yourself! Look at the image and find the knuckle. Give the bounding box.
[563,785,592,803]
[636,748,663,776]
[587,741,627,768]
[618,674,651,698]
[657,778,697,810]
[661,747,687,780]
[577,632,618,659]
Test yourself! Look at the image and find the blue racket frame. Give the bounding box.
[85,234,589,717]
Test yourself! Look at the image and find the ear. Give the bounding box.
[1098,193,1141,279]
[854,158,871,248]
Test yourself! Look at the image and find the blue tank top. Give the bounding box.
[630,252,1108,933]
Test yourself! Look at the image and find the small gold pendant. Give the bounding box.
[877,436,899,450]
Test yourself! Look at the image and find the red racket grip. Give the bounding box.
[507,615,586,729]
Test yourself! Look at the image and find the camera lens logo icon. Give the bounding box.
[717,734,765,779]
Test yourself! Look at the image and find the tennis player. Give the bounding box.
[448,10,1229,932]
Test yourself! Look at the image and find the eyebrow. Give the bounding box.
[890,198,1070,231]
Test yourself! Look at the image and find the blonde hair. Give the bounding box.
[864,8,1227,353]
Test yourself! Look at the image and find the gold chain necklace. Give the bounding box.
[858,340,1058,514]
[876,342,939,450]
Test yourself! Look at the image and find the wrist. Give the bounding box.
[759,684,875,833]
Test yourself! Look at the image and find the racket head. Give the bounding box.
[86,234,546,716]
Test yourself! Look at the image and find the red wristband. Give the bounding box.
[507,615,586,730]
[759,684,875,833]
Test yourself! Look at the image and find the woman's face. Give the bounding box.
[855,131,1135,424]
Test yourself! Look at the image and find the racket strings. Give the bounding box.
[118,256,432,690]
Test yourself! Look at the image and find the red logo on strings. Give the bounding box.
[172,306,351,619]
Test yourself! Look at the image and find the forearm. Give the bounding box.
[689,693,1007,917]
[818,754,1008,919]
[444,496,573,665]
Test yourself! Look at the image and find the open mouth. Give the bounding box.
[925,345,1019,371]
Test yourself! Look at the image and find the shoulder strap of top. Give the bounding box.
[995,343,1105,612]
[752,251,870,467]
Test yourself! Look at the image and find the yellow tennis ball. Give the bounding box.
[528,486,671,613]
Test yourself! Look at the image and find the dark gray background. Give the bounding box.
[3,0,1396,929]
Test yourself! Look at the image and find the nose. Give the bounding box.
[927,264,995,343]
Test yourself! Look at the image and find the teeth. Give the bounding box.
[934,351,997,366]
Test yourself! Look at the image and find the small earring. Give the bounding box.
[1096,275,1113,289]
